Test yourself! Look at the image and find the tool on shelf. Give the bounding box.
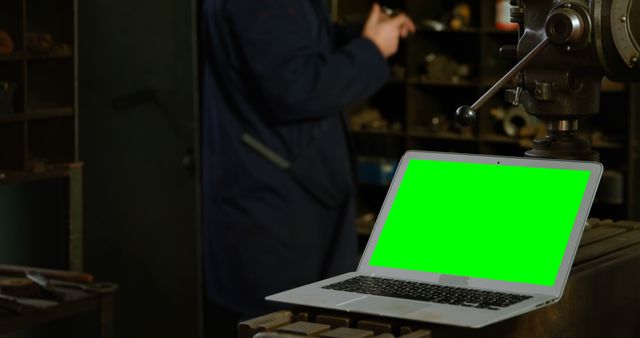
[26,272,117,294]
[0,265,94,284]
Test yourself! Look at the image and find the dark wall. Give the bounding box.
[0,181,68,269]
[0,181,71,338]
[78,1,200,337]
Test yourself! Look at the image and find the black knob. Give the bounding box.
[455,105,477,127]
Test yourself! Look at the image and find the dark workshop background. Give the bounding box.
[79,1,200,338]
[0,0,640,337]
[0,0,201,337]
[78,0,199,337]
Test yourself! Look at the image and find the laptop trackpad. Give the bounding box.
[338,296,429,316]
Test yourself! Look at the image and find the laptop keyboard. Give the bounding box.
[322,276,532,311]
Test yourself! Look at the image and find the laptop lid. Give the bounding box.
[358,151,603,298]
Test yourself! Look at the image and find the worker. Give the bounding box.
[201,0,415,336]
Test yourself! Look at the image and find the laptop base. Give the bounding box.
[267,272,553,328]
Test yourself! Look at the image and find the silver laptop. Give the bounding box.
[267,151,603,328]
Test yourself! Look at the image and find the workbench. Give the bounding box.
[240,219,640,338]
[0,276,117,338]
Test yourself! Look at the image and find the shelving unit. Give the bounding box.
[337,0,637,224]
[0,0,82,270]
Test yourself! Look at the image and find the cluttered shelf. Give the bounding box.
[26,51,73,61]
[0,265,116,337]
[350,127,625,152]
[480,134,530,145]
[416,26,481,34]
[416,27,518,35]
[407,77,480,88]
[0,163,82,186]
[0,52,73,62]
[0,53,26,62]
[480,134,623,150]
[350,129,405,137]
[352,131,628,150]
[0,107,73,124]
[482,28,519,34]
[592,142,624,150]
[407,130,477,142]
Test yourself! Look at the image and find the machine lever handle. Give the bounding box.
[455,38,550,126]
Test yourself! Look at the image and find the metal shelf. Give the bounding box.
[408,130,477,142]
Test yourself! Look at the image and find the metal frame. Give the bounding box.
[68,163,83,271]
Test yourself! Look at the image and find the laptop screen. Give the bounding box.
[368,159,591,287]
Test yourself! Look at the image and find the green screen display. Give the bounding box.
[369,159,591,287]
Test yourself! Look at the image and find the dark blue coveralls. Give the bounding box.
[201,0,390,317]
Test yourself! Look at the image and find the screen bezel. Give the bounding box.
[357,150,603,298]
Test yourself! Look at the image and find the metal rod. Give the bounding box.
[471,38,550,111]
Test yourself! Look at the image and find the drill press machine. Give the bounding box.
[456,0,640,161]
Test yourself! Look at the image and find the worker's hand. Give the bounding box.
[363,3,416,59]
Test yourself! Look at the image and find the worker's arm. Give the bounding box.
[226,1,411,122]
[333,22,364,47]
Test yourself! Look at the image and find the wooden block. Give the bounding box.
[599,219,615,227]
[372,334,394,338]
[316,314,352,329]
[398,325,432,336]
[398,329,431,338]
[278,321,331,336]
[293,307,323,322]
[238,311,293,338]
[608,220,640,230]
[399,325,420,335]
[253,333,306,338]
[319,327,375,338]
[357,320,393,335]
[294,312,310,322]
[579,227,626,247]
[574,230,640,266]
[586,218,601,229]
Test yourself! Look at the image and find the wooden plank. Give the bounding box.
[574,230,640,266]
[579,227,626,247]
[278,321,331,335]
[604,220,640,230]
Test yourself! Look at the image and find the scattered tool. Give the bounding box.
[0,278,39,298]
[0,296,25,314]
[25,272,67,302]
[0,265,94,284]
[0,294,58,311]
[26,272,117,294]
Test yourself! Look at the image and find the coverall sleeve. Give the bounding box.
[227,0,390,122]
[333,22,365,47]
